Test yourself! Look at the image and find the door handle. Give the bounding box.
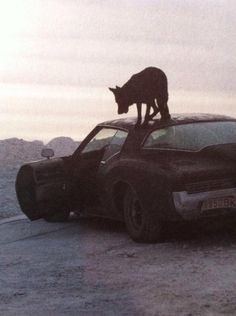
[100,160,106,165]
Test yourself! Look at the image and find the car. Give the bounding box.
[16,113,236,242]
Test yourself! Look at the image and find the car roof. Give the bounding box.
[99,113,236,131]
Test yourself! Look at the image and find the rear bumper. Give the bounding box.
[172,187,236,220]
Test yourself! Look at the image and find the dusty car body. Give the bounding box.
[16,113,236,242]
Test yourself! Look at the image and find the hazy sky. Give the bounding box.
[0,0,235,141]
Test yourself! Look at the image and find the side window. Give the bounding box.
[82,128,117,153]
[143,127,176,148]
[102,130,128,161]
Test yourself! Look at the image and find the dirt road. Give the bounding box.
[1,216,236,315]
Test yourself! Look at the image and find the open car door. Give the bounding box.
[70,127,119,214]
[15,158,71,220]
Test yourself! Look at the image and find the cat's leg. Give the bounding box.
[149,99,159,119]
[144,103,151,122]
[135,102,142,127]
[159,102,171,121]
[142,102,153,126]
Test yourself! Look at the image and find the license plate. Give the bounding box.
[201,196,236,211]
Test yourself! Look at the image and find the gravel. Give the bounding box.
[0,165,21,219]
[1,218,236,315]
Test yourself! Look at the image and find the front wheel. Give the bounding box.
[124,187,162,243]
[43,210,70,222]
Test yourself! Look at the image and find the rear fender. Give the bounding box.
[110,165,180,221]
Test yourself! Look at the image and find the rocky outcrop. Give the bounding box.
[46,137,80,157]
[0,137,80,166]
[0,138,43,165]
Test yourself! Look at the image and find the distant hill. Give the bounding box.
[0,137,80,166]
[47,137,80,157]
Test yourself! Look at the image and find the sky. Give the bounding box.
[0,0,235,142]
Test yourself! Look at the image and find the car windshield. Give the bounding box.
[143,121,236,151]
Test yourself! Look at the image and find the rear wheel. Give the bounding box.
[124,187,162,243]
[43,210,70,222]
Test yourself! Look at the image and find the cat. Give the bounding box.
[109,67,170,125]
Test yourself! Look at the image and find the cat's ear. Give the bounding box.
[116,86,121,90]
[109,87,117,94]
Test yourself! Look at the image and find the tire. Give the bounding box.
[124,186,162,243]
[43,210,70,222]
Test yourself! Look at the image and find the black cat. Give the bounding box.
[109,67,170,125]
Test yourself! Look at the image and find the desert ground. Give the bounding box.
[1,143,236,315]
[1,214,236,315]
[0,166,21,219]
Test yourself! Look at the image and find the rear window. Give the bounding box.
[143,121,236,151]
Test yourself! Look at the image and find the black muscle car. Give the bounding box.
[16,113,236,242]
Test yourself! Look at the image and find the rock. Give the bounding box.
[0,137,80,166]
[47,137,80,157]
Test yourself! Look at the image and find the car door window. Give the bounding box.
[102,130,128,161]
[81,128,117,154]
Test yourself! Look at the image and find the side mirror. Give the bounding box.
[41,148,54,159]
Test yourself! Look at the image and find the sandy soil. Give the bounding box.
[0,166,21,219]
[1,216,236,316]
